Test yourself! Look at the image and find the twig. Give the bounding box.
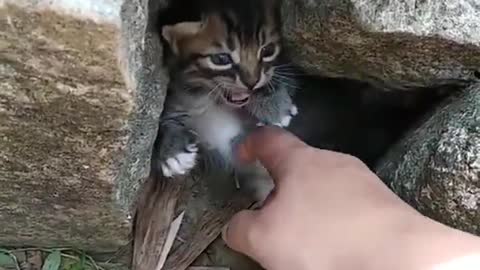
[132,174,185,270]
[157,211,185,270]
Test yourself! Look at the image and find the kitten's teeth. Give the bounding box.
[256,122,266,127]
[290,105,298,116]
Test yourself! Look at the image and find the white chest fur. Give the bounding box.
[189,105,245,159]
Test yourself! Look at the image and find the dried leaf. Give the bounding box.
[41,251,61,270]
[157,211,185,270]
[26,250,43,270]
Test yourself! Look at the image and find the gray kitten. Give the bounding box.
[155,0,298,202]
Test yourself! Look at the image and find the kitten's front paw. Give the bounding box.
[273,104,298,128]
[156,126,199,178]
[160,144,198,177]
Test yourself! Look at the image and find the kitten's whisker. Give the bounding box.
[274,64,303,75]
[273,74,296,81]
[267,80,275,94]
[274,63,295,68]
[181,85,198,92]
[274,69,304,77]
[274,71,301,77]
[213,84,224,103]
[202,84,223,111]
[207,84,222,98]
[274,68,298,73]
[272,72,294,80]
[274,68,299,73]
[219,82,240,89]
[271,76,301,90]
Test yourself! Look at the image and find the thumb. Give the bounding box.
[222,209,260,256]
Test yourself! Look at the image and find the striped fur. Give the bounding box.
[154,0,296,203]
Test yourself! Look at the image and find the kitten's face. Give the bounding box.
[162,2,283,107]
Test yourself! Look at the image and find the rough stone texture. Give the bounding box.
[0,0,168,258]
[117,0,169,210]
[352,0,480,45]
[0,5,135,252]
[377,84,480,235]
[0,0,122,25]
[281,0,480,90]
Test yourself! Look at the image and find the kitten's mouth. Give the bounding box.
[222,92,250,107]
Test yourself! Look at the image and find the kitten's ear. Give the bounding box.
[161,21,204,54]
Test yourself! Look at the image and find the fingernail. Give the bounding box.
[221,223,229,243]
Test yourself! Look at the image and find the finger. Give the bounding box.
[238,126,307,181]
[222,209,260,256]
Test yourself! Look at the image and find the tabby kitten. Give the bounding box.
[154,0,297,201]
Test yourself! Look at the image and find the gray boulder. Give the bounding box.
[377,84,480,235]
[281,0,480,90]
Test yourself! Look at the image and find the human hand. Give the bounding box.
[223,127,480,270]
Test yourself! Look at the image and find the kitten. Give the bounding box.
[154,0,298,202]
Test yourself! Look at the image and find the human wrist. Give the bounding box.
[297,203,423,270]
[368,211,480,270]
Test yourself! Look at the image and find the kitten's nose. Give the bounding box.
[239,73,260,90]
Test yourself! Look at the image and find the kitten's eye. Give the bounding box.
[209,53,233,66]
[260,43,278,62]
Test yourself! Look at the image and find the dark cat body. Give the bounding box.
[287,75,452,168]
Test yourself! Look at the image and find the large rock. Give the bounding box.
[377,84,480,235]
[281,0,480,90]
[0,0,123,25]
[0,2,163,252]
[117,0,169,210]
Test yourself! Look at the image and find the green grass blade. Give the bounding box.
[42,250,62,270]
